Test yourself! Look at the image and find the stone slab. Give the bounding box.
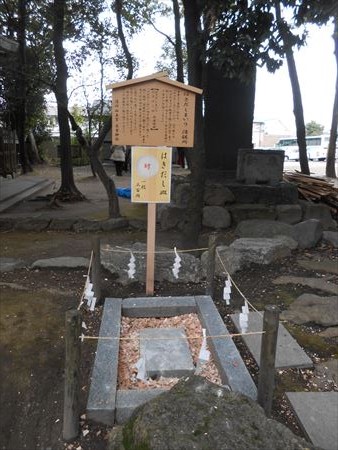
[231,312,313,369]
[140,327,195,378]
[87,298,122,425]
[115,389,168,424]
[122,296,196,317]
[286,392,338,450]
[31,256,90,269]
[195,296,257,400]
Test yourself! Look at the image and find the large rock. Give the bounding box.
[280,293,338,327]
[322,231,338,248]
[204,184,235,206]
[174,183,191,207]
[293,219,323,249]
[276,204,302,224]
[201,245,243,276]
[235,219,296,239]
[108,376,318,450]
[101,243,202,285]
[201,237,297,275]
[300,201,337,230]
[158,205,186,230]
[202,206,231,229]
[229,237,297,265]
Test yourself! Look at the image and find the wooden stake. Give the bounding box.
[92,236,101,304]
[146,203,156,295]
[63,310,81,441]
[206,233,218,297]
[257,305,279,417]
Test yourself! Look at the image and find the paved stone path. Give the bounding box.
[231,312,313,369]
[286,392,338,450]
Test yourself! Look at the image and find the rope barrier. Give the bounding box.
[80,330,265,342]
[215,248,263,316]
[101,245,208,254]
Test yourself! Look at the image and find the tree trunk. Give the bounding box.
[115,0,134,80]
[326,19,337,178]
[275,1,310,175]
[181,0,206,248]
[173,0,184,83]
[16,0,32,174]
[27,130,43,164]
[52,0,84,201]
[69,113,120,218]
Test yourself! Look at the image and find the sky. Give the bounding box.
[130,21,336,135]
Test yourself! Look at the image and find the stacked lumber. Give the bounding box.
[283,171,338,213]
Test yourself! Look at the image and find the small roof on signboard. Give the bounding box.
[106,72,202,95]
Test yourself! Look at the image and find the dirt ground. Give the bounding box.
[0,165,337,450]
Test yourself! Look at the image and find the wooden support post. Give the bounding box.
[257,305,279,417]
[206,233,218,297]
[92,236,101,303]
[63,309,82,441]
[146,203,156,296]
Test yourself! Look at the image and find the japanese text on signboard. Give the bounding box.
[113,80,195,147]
[131,147,172,203]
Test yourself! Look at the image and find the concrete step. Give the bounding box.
[0,178,54,213]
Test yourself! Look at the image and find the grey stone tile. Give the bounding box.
[231,311,313,369]
[286,392,338,450]
[140,327,195,378]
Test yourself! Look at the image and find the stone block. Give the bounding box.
[158,204,185,230]
[100,218,129,231]
[226,182,299,205]
[175,182,191,207]
[48,218,77,231]
[116,389,168,424]
[31,256,89,269]
[140,328,195,378]
[236,149,284,185]
[235,219,296,239]
[276,204,302,224]
[87,298,122,425]
[14,217,50,231]
[122,296,197,317]
[229,204,276,224]
[73,219,102,232]
[195,295,257,400]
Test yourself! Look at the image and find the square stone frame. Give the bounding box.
[87,295,257,425]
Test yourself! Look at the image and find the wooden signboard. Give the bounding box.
[131,147,172,203]
[108,72,202,148]
[107,73,202,295]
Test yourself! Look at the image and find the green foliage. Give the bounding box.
[306,120,325,135]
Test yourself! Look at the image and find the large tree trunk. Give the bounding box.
[275,1,310,175]
[27,130,43,164]
[68,113,120,218]
[52,0,84,201]
[181,0,206,248]
[204,63,256,172]
[326,18,337,178]
[16,0,32,174]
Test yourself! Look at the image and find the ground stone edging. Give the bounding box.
[0,217,129,232]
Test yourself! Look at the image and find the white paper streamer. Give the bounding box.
[223,276,232,305]
[127,251,136,279]
[198,329,210,364]
[135,357,146,380]
[83,277,96,310]
[89,297,97,311]
[172,247,181,279]
[239,300,249,333]
[82,321,87,330]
